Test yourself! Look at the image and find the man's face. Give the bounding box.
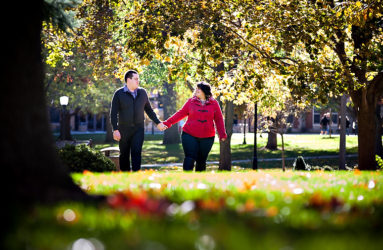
[127,73,139,90]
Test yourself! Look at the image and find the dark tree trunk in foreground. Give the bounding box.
[162,81,180,144]
[1,1,88,208]
[219,101,234,170]
[376,102,383,159]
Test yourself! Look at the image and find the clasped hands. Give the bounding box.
[113,123,168,141]
[157,122,168,131]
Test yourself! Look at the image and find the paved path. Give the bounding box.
[141,154,358,168]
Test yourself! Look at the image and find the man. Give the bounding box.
[320,114,329,135]
[110,70,166,171]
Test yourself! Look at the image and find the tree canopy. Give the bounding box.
[43,0,383,169]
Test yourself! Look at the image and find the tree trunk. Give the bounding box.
[329,108,333,138]
[162,81,180,144]
[339,94,347,170]
[356,100,377,170]
[281,133,285,172]
[219,101,234,171]
[1,0,89,208]
[105,112,114,143]
[375,102,383,158]
[243,118,247,144]
[266,131,277,150]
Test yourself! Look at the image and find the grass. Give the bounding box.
[7,169,383,250]
[10,134,375,249]
[92,133,359,169]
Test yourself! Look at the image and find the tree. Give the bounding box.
[121,0,259,170]
[141,59,186,145]
[2,3,95,244]
[234,0,383,170]
[257,73,306,171]
[143,0,383,170]
[42,0,128,143]
[376,97,383,159]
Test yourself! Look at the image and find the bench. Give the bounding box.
[100,146,120,171]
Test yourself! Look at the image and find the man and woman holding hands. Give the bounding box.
[110,70,227,172]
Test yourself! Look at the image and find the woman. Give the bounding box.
[163,81,227,171]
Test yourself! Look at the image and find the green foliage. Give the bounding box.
[43,0,81,32]
[377,155,383,169]
[57,144,116,172]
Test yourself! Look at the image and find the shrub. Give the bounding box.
[377,155,383,169]
[58,144,116,172]
[293,156,310,171]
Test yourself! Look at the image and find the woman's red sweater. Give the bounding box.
[163,97,227,140]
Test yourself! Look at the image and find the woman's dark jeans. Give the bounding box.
[181,132,214,171]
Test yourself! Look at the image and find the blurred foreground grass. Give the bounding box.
[6,169,383,250]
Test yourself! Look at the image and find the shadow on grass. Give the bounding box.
[231,157,358,170]
[88,134,359,166]
[209,143,358,162]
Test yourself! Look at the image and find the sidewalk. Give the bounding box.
[141,154,358,168]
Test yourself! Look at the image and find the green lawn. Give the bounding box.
[93,133,359,169]
[7,169,383,250]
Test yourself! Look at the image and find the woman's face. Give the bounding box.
[195,87,206,100]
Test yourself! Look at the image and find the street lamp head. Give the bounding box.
[60,96,69,106]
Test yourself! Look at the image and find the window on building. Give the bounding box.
[331,113,338,124]
[313,107,320,124]
[287,114,294,123]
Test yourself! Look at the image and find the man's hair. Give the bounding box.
[124,70,138,83]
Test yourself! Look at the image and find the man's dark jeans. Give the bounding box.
[181,132,214,171]
[119,126,144,171]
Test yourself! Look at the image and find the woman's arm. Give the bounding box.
[163,99,190,128]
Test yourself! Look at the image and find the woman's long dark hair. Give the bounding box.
[196,81,212,99]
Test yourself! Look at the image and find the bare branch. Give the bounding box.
[221,23,295,67]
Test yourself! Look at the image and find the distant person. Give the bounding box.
[320,114,329,135]
[352,120,358,135]
[346,117,350,135]
[338,116,351,136]
[162,81,227,171]
[110,70,167,171]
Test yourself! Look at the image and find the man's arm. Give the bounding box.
[110,90,121,141]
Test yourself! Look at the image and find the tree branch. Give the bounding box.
[221,23,295,67]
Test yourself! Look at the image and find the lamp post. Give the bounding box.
[253,102,258,170]
[59,96,71,140]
